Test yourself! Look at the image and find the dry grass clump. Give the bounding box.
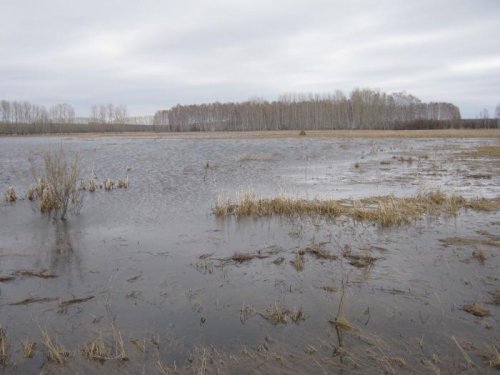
[299,129,306,136]
[82,334,109,361]
[320,286,338,293]
[4,186,16,202]
[29,147,82,220]
[214,190,500,227]
[463,146,500,158]
[261,302,303,324]
[462,303,491,317]
[22,340,36,359]
[41,328,71,364]
[0,327,8,366]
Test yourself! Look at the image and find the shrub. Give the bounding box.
[29,147,82,220]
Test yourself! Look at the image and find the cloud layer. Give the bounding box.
[1,0,499,117]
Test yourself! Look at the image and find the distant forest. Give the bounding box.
[153,89,463,131]
[1,89,499,134]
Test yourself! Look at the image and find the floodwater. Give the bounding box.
[0,135,499,374]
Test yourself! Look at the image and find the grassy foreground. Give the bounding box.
[214,191,500,227]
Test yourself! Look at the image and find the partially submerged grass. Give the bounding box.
[320,285,338,293]
[239,154,276,162]
[463,146,500,158]
[14,269,58,278]
[4,186,16,203]
[58,296,94,307]
[471,249,486,264]
[104,178,114,191]
[117,175,130,189]
[228,251,269,262]
[21,340,36,359]
[0,276,15,282]
[130,338,146,353]
[304,244,337,260]
[440,236,499,248]
[260,302,304,324]
[213,191,500,227]
[0,327,7,366]
[490,290,500,305]
[9,297,59,306]
[462,303,491,317]
[41,328,71,364]
[82,334,109,361]
[290,253,304,271]
[343,254,378,268]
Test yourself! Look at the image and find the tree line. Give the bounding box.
[0,101,129,125]
[0,101,75,124]
[153,89,462,131]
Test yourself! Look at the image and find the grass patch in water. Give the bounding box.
[214,191,499,227]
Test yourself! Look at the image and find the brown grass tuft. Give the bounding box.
[229,251,268,262]
[299,129,306,136]
[4,186,16,203]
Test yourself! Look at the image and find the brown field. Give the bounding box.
[2,128,500,139]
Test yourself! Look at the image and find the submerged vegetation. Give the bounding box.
[214,191,500,226]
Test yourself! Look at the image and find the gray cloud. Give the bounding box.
[0,0,499,117]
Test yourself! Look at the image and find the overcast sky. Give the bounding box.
[1,0,499,118]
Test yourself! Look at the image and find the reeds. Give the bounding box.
[213,190,500,227]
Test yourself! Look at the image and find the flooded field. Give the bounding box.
[0,133,499,374]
